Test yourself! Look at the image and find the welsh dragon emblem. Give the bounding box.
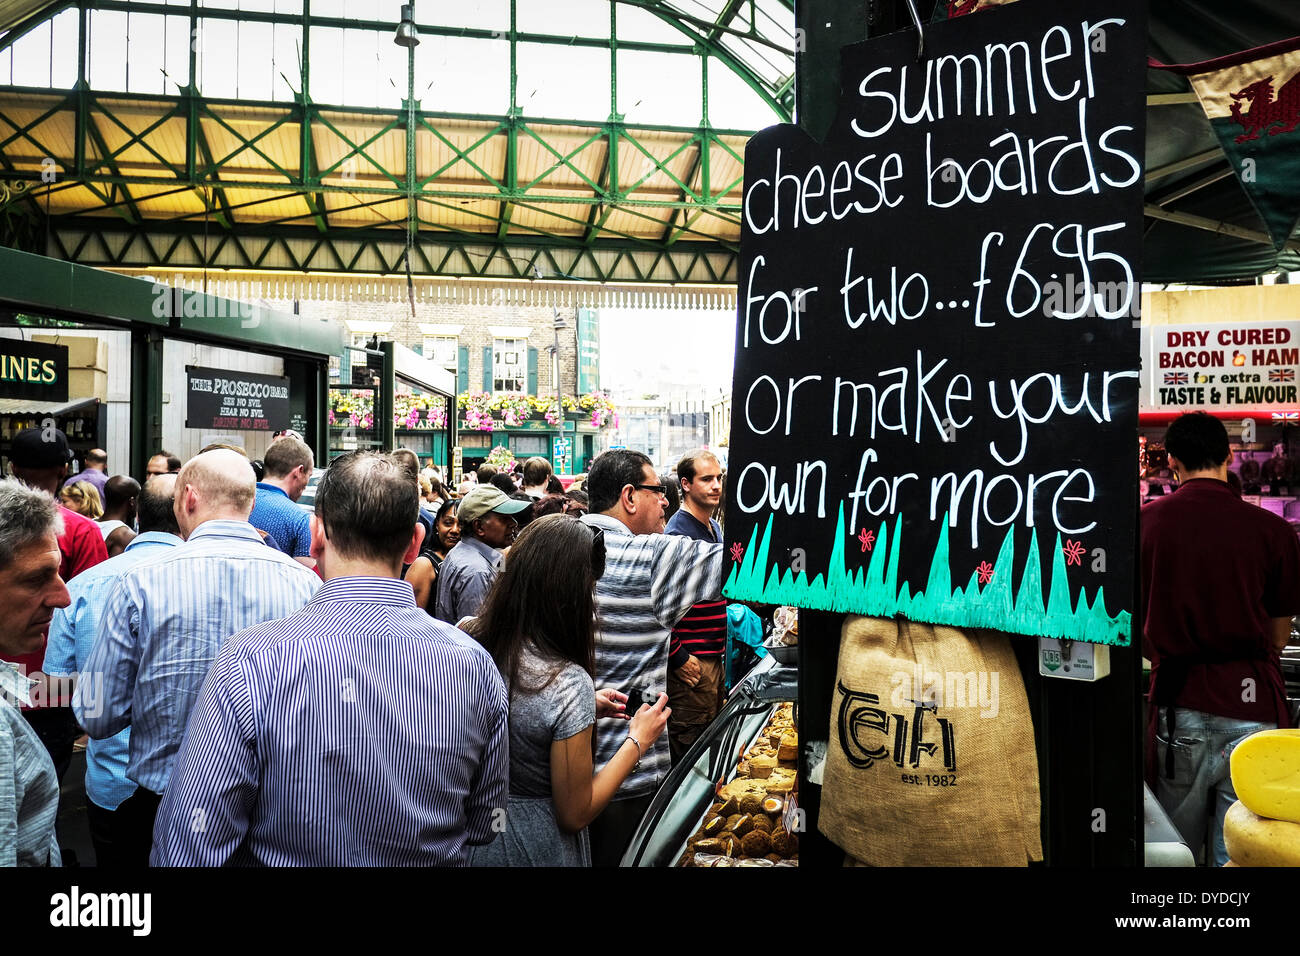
[1229,72,1300,143]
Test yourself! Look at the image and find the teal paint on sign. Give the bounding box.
[722,506,1131,647]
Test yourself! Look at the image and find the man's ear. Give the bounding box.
[620,484,637,513]
[309,514,327,562]
[403,521,426,566]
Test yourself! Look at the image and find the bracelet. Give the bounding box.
[624,734,642,771]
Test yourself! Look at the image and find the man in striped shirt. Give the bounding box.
[580,450,724,866]
[0,480,70,867]
[664,450,728,764]
[78,449,319,866]
[152,452,509,866]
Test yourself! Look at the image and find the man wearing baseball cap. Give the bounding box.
[4,426,108,791]
[433,485,531,626]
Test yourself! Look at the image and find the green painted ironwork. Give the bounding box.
[0,0,784,282]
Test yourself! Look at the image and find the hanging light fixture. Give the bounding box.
[394,4,420,47]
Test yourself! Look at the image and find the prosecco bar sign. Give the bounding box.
[0,339,68,402]
[186,366,291,432]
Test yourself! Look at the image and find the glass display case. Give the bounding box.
[620,656,798,867]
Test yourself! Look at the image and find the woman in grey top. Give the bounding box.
[468,515,669,867]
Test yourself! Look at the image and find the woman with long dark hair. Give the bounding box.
[405,498,460,614]
[469,515,669,867]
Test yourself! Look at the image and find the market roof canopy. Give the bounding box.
[0,0,1295,291]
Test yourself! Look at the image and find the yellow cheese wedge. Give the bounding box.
[1223,800,1300,867]
[1229,729,1300,823]
[1223,860,1240,868]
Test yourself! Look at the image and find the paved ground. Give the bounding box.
[55,751,98,867]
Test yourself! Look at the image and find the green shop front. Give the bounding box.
[0,247,344,478]
[329,385,616,479]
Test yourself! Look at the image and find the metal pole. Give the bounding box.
[553,304,564,473]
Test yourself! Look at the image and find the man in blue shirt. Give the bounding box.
[249,436,315,568]
[77,449,319,865]
[45,473,181,868]
[152,451,509,866]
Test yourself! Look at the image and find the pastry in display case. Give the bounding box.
[677,702,799,867]
[619,655,800,867]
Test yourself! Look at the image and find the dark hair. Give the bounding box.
[676,449,719,485]
[430,496,459,549]
[566,489,588,507]
[429,474,449,501]
[86,449,108,466]
[434,496,459,527]
[490,473,517,495]
[391,448,421,482]
[522,456,552,487]
[546,474,564,495]
[137,475,181,535]
[1164,412,1230,473]
[510,492,537,528]
[586,449,653,514]
[156,451,182,472]
[660,471,681,521]
[474,515,604,695]
[530,494,569,521]
[264,437,314,479]
[103,475,140,512]
[476,463,498,484]
[251,459,266,481]
[315,452,419,562]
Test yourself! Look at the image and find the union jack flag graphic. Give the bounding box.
[1271,411,1299,421]
[1268,369,1295,382]
[1163,372,1188,385]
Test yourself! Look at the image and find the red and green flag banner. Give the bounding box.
[1152,36,1300,250]
[930,0,1018,22]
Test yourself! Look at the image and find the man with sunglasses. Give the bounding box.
[433,485,532,627]
[579,449,725,866]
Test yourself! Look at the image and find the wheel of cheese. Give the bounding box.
[1223,800,1300,867]
[1229,729,1300,823]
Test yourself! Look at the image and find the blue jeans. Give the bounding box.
[1154,708,1273,866]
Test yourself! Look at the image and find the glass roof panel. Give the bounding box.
[426,0,510,34]
[517,0,611,40]
[419,34,510,115]
[516,41,610,119]
[619,47,702,125]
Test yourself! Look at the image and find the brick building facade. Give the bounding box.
[292,297,603,473]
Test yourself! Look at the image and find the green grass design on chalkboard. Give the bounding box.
[722,506,1131,646]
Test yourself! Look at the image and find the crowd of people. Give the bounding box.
[1,428,734,867]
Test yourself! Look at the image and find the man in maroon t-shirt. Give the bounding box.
[5,426,108,783]
[1141,412,1300,865]
[665,450,728,764]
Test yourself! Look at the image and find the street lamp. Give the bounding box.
[394,4,420,48]
[550,308,567,473]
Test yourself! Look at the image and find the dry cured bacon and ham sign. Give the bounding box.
[1141,321,1300,410]
[722,0,1145,645]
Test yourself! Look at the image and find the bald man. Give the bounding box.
[99,475,140,558]
[78,449,319,865]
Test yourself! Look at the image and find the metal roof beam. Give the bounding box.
[0,1,73,54]
[1143,203,1300,255]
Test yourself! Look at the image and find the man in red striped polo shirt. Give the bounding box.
[664,450,727,764]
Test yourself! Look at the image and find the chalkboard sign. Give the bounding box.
[723,0,1145,645]
[186,366,291,432]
